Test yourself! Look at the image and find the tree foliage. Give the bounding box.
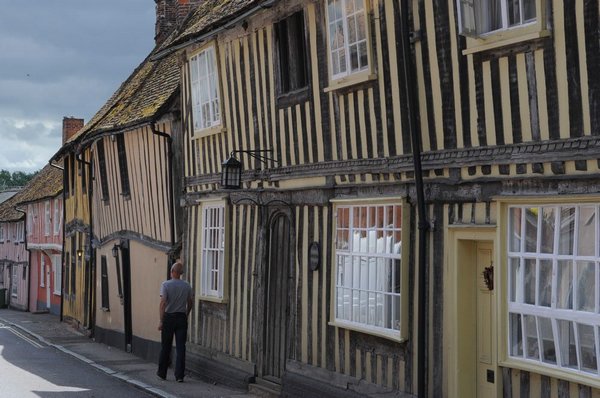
[0,169,38,189]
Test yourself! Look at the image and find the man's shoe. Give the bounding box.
[176,378,184,383]
[156,371,166,380]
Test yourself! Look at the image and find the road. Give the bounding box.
[0,320,151,397]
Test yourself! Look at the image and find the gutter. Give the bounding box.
[150,0,277,61]
[398,1,429,396]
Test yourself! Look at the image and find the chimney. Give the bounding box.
[155,0,202,45]
[62,117,84,144]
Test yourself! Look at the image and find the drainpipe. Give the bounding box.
[150,122,175,274]
[15,207,30,312]
[399,0,429,396]
[50,159,65,321]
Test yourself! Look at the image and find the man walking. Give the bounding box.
[157,261,193,382]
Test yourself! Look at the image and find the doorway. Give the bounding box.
[263,213,292,382]
[446,228,499,398]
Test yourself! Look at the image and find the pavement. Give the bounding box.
[0,308,257,398]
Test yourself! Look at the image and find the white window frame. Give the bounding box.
[326,0,371,81]
[199,202,226,300]
[190,45,221,135]
[457,0,550,53]
[40,256,46,287]
[15,223,24,243]
[331,198,409,342]
[52,254,61,296]
[44,201,51,236]
[506,202,600,382]
[27,207,33,237]
[11,266,17,298]
[0,224,4,243]
[53,199,61,236]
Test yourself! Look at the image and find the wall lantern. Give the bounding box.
[112,244,120,258]
[77,250,83,259]
[221,150,278,190]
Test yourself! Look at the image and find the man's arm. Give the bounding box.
[158,296,167,330]
[186,294,193,317]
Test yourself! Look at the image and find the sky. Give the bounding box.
[0,1,156,173]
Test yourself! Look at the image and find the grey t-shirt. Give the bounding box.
[160,279,193,314]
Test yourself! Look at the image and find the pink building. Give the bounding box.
[17,164,63,314]
[0,194,28,310]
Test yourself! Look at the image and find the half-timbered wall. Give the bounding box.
[0,220,28,311]
[91,124,173,246]
[180,0,600,395]
[63,149,93,329]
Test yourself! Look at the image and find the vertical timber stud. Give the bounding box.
[399,0,429,396]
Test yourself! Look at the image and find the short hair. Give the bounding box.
[171,262,184,275]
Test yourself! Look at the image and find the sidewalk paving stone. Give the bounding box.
[0,308,258,398]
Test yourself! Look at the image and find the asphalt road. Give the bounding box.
[0,320,151,398]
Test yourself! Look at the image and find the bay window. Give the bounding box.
[508,204,600,377]
[333,200,408,340]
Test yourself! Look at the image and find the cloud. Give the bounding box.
[0,0,156,173]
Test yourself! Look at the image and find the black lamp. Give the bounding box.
[221,150,278,190]
[221,155,242,189]
[112,244,120,258]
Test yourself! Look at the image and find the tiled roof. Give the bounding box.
[15,164,62,206]
[0,164,63,222]
[0,194,23,222]
[169,0,258,47]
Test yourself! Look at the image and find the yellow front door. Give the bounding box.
[476,242,496,397]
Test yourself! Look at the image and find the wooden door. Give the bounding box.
[263,213,291,381]
[476,242,496,398]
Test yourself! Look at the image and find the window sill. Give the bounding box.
[120,193,131,201]
[53,292,61,296]
[462,29,551,55]
[101,307,110,312]
[198,295,227,304]
[193,125,227,139]
[324,72,377,93]
[328,320,405,343]
[499,357,600,390]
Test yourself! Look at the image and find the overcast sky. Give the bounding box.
[0,1,156,173]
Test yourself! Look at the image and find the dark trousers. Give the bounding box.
[157,312,188,380]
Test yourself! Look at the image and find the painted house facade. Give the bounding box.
[158,0,600,397]
[50,0,197,359]
[0,194,28,311]
[18,164,63,315]
[51,117,95,331]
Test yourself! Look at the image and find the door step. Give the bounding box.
[248,378,281,398]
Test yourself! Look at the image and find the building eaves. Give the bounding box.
[14,164,63,207]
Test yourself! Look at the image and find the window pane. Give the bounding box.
[523,0,536,21]
[510,313,523,357]
[509,256,521,302]
[540,207,555,254]
[538,260,552,307]
[559,207,575,255]
[576,261,595,312]
[538,317,556,364]
[557,320,578,369]
[524,208,538,252]
[556,260,573,309]
[509,207,522,252]
[578,207,596,256]
[524,258,536,305]
[578,323,597,373]
[524,314,539,360]
[508,0,521,26]
[487,0,503,31]
[350,44,359,71]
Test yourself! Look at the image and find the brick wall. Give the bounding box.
[62,117,84,144]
